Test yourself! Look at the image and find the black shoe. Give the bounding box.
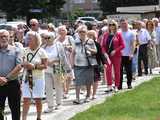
[138,74,142,76]
[73,100,81,105]
[128,86,132,89]
[104,89,113,93]
[118,86,122,90]
[145,71,148,75]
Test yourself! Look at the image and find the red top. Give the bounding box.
[101,32,125,57]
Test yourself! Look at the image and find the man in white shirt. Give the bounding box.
[24,18,42,47]
[119,19,135,89]
[136,21,151,76]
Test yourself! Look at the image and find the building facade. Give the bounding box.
[63,0,102,18]
[116,0,160,19]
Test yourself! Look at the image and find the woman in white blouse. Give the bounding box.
[56,25,75,98]
[43,32,72,113]
[22,31,48,120]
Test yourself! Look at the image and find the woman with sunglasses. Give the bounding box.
[101,20,125,92]
[43,32,72,112]
[71,25,97,104]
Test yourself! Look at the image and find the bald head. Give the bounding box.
[29,18,39,31]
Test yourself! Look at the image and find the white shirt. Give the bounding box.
[121,30,135,56]
[137,28,151,45]
[44,44,59,73]
[23,47,48,80]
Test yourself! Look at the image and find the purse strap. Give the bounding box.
[27,47,40,62]
[84,39,92,66]
[68,36,72,46]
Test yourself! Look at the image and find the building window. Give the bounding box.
[92,0,97,3]
[74,0,85,4]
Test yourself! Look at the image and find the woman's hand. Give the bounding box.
[22,62,35,70]
[48,60,59,66]
[104,53,111,65]
[0,77,7,86]
[110,50,116,57]
[104,64,108,68]
[65,46,72,52]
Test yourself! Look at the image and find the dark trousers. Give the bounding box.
[0,80,21,120]
[138,44,148,76]
[120,56,132,89]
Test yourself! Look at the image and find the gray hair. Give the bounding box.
[76,25,88,33]
[48,32,56,42]
[0,29,9,36]
[27,31,42,47]
[58,25,67,34]
[152,18,159,22]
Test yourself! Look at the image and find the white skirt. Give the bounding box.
[22,79,45,98]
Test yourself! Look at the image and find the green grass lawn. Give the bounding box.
[71,77,160,120]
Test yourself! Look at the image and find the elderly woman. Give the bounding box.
[16,24,29,45]
[146,20,157,74]
[56,25,75,99]
[101,20,125,92]
[43,32,72,112]
[87,30,104,99]
[8,30,24,49]
[22,31,48,120]
[40,31,50,47]
[71,25,97,104]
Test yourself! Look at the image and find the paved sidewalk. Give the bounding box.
[4,68,160,120]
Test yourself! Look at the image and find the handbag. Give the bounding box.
[84,39,97,67]
[25,48,40,89]
[53,43,68,83]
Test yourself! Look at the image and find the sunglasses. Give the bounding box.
[109,24,116,26]
[30,24,36,27]
[79,31,86,33]
[43,37,50,40]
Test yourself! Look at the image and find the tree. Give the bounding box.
[0,0,65,21]
[98,0,120,15]
[70,7,85,20]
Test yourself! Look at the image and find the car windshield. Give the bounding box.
[81,18,95,21]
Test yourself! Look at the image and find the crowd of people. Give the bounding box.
[0,17,160,120]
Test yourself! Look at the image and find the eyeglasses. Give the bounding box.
[109,24,116,26]
[0,35,8,38]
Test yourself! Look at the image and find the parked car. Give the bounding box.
[0,21,26,30]
[76,17,99,24]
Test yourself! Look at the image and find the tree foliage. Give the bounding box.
[0,0,65,21]
[98,0,119,14]
[70,7,85,20]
